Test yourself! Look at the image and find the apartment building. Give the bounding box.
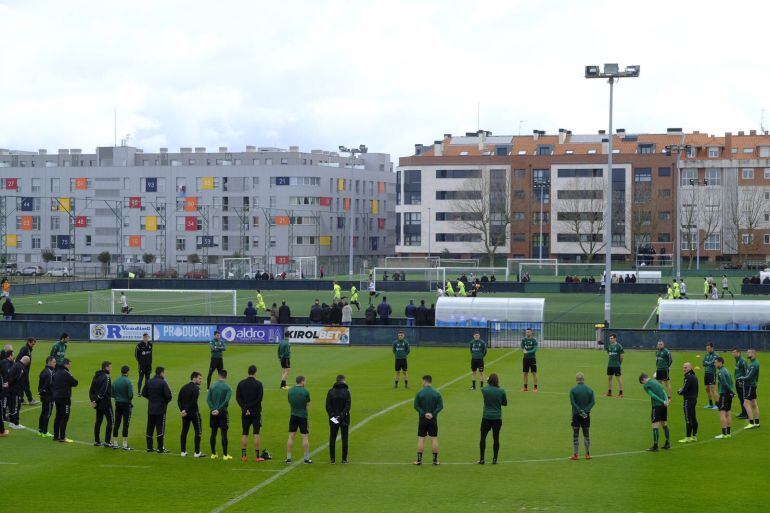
[0,145,395,271]
[397,128,770,265]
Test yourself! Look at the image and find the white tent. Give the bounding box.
[435,297,544,328]
[659,299,770,330]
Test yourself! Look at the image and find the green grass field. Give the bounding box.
[3,342,768,513]
[8,274,755,328]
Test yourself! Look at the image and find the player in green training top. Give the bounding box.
[655,339,673,395]
[703,343,719,409]
[521,328,538,392]
[207,331,226,389]
[207,369,233,460]
[332,281,342,302]
[49,332,70,368]
[736,348,760,430]
[639,373,670,452]
[413,375,443,466]
[478,373,507,464]
[605,334,624,398]
[393,330,410,389]
[569,372,595,460]
[278,338,291,390]
[286,375,312,464]
[469,331,487,390]
[732,348,749,419]
[714,357,736,439]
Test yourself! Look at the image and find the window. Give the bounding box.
[686,146,697,158]
[265,158,273,165]
[708,147,720,158]
[705,233,721,251]
[742,168,755,180]
[557,212,602,221]
[638,143,654,154]
[657,233,672,243]
[659,211,671,220]
[513,212,525,221]
[764,234,770,245]
[587,149,597,154]
[536,145,553,156]
[280,158,288,165]
[556,233,603,243]
[176,237,186,251]
[557,169,603,178]
[403,234,421,246]
[514,190,525,199]
[50,217,60,230]
[658,167,671,177]
[556,190,602,200]
[764,168,770,179]
[565,150,574,155]
[31,178,41,192]
[533,212,549,224]
[634,168,652,182]
[742,234,754,245]
[50,178,60,193]
[517,150,527,156]
[658,189,672,198]
[434,233,482,242]
[681,168,697,185]
[435,169,481,179]
[435,190,482,200]
[269,196,277,208]
[403,212,421,225]
[512,233,525,242]
[743,148,754,154]
[634,211,652,226]
[435,212,482,222]
[705,168,722,185]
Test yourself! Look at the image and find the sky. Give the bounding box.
[2,0,770,160]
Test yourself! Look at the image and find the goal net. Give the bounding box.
[88,289,237,315]
[506,258,558,279]
[519,262,605,281]
[438,258,479,267]
[292,256,317,279]
[222,258,252,279]
[371,267,446,292]
[444,266,509,281]
[383,256,440,268]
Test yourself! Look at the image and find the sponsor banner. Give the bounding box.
[90,323,152,341]
[218,325,283,344]
[153,324,216,342]
[284,326,350,345]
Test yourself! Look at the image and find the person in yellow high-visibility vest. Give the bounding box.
[672,280,680,299]
[446,280,455,296]
[666,283,674,300]
[333,281,342,301]
[703,277,710,299]
[255,289,267,312]
[457,279,467,297]
[350,285,360,311]
[656,294,662,323]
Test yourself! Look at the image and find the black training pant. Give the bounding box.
[329,421,349,461]
[207,358,224,389]
[22,375,33,403]
[736,383,748,416]
[181,411,202,454]
[480,418,502,460]
[8,392,22,425]
[137,365,152,395]
[38,397,53,433]
[113,403,132,438]
[53,398,71,440]
[209,412,229,455]
[683,398,698,437]
[146,413,166,450]
[95,405,114,444]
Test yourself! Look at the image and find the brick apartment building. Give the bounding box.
[396,128,770,266]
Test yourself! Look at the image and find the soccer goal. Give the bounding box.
[383,256,440,268]
[221,258,252,279]
[292,256,318,279]
[372,267,446,292]
[444,266,509,281]
[506,258,558,279]
[88,289,237,315]
[438,258,479,268]
[518,262,605,281]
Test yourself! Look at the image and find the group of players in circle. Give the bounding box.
[0,328,761,465]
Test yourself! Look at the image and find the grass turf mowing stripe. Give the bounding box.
[209,349,519,513]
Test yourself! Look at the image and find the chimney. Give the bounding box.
[616,128,626,134]
[443,133,452,139]
[478,130,486,151]
[738,131,745,136]
[245,146,256,152]
[289,145,299,152]
[159,148,168,153]
[414,144,424,155]
[38,149,47,155]
[180,147,192,153]
[533,130,540,141]
[601,138,609,155]
[667,128,683,134]
[434,140,443,157]
[725,132,733,154]
[219,146,228,153]
[195,147,206,153]
[750,130,757,136]
[558,129,567,145]
[58,149,69,155]
[598,130,606,135]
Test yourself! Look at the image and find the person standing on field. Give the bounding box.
[7,355,30,429]
[326,374,351,464]
[89,361,114,447]
[50,333,69,370]
[37,356,56,437]
[134,333,153,395]
[207,369,233,460]
[207,330,226,389]
[236,365,264,462]
[393,330,410,389]
[278,338,291,390]
[178,371,205,458]
[478,373,507,464]
[605,334,624,398]
[677,362,699,443]
[732,348,749,419]
[703,343,719,409]
[413,375,443,466]
[714,357,736,439]
[286,375,312,464]
[521,328,538,392]
[16,337,36,404]
[639,372,670,451]
[736,348,760,429]
[568,372,595,460]
[112,365,134,450]
[469,331,487,390]
[51,358,78,443]
[655,339,673,395]
[255,290,267,312]
[119,291,133,314]
[142,366,172,453]
[332,281,342,302]
[349,285,360,311]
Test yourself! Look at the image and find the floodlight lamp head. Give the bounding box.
[585,65,600,78]
[624,65,641,77]
[603,63,619,75]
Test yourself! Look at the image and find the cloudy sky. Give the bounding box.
[2,0,769,159]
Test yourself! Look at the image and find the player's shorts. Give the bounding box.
[209,357,224,371]
[571,413,591,429]
[522,357,537,373]
[607,366,622,377]
[656,369,669,381]
[288,415,308,434]
[417,416,438,437]
[744,385,757,401]
[651,405,668,423]
[718,393,733,411]
[280,358,291,369]
[209,411,229,429]
[471,358,484,372]
[704,373,715,386]
[241,412,261,435]
[395,358,408,372]
[121,306,130,314]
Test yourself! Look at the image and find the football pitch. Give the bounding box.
[3,342,768,513]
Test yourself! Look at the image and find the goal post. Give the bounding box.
[518,262,605,280]
[506,258,558,279]
[88,289,238,315]
[372,267,446,292]
[383,256,440,268]
[444,266,509,281]
[221,258,252,279]
[293,256,318,279]
[438,258,479,268]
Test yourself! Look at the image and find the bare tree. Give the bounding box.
[726,187,765,264]
[451,171,511,266]
[556,177,606,262]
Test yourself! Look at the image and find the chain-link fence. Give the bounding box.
[488,322,600,349]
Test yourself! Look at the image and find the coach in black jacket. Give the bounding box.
[16,337,35,403]
[278,301,292,324]
[38,357,56,435]
[134,334,153,396]
[236,365,264,459]
[326,375,352,463]
[51,359,78,442]
[142,366,172,453]
[677,362,699,441]
[7,356,29,427]
[89,361,114,446]
[178,371,204,457]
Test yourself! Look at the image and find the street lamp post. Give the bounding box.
[534,178,550,260]
[339,144,368,277]
[664,143,692,280]
[585,63,640,327]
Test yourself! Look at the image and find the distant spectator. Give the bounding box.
[481,275,489,283]
[278,300,291,324]
[459,274,468,284]
[743,276,751,284]
[382,271,389,281]
[427,303,436,325]
[629,274,637,284]
[618,275,624,284]
[330,301,342,325]
[364,304,377,325]
[405,300,417,327]
[490,275,496,282]
[2,297,14,320]
[309,299,323,324]
[270,303,278,324]
[261,272,269,280]
[377,297,392,325]
[280,271,287,280]
[341,301,352,326]
[763,277,770,285]
[321,303,332,324]
[581,276,588,283]
[319,266,325,279]
[243,301,257,323]
[588,276,595,283]
[415,300,428,326]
